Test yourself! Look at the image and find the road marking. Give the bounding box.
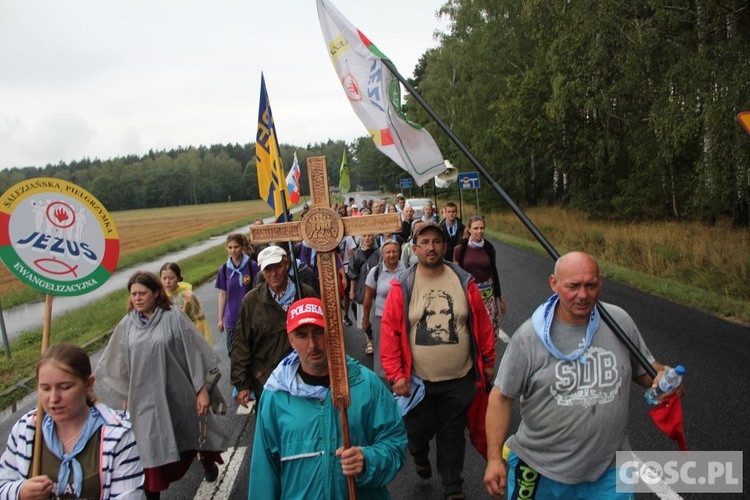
[193,446,247,500]
[630,452,683,500]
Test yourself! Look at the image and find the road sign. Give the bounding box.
[399,178,413,189]
[459,172,480,190]
[738,112,750,135]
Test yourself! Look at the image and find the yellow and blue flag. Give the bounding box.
[256,73,291,222]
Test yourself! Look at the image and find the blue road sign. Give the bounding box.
[399,178,413,189]
[459,172,480,190]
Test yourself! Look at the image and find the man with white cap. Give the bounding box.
[231,245,317,407]
[249,298,407,498]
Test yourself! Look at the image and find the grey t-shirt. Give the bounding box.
[494,302,654,484]
[365,261,406,317]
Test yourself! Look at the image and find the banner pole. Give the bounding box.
[382,58,656,378]
[32,294,53,476]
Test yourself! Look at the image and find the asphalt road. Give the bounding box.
[1,238,747,499]
[166,240,750,499]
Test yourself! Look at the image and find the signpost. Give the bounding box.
[459,171,481,215]
[399,177,413,196]
[0,177,119,475]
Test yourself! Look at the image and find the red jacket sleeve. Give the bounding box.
[379,280,407,383]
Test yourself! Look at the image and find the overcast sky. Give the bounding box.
[0,0,448,170]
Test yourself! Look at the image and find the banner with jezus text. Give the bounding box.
[0,178,119,296]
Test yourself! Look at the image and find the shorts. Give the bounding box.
[506,450,633,500]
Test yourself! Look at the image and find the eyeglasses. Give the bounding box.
[469,215,485,222]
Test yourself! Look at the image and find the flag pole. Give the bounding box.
[276,165,302,302]
[263,81,303,300]
[32,294,53,475]
[382,58,656,379]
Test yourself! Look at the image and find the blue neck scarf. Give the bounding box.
[42,406,105,497]
[446,221,457,238]
[531,294,599,364]
[264,351,329,400]
[271,280,297,312]
[226,255,250,287]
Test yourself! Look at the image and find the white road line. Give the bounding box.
[193,446,247,500]
[630,452,683,500]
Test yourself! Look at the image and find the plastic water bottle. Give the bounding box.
[645,365,685,405]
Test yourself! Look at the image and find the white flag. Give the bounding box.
[316,0,446,186]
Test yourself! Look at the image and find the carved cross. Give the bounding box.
[250,156,401,495]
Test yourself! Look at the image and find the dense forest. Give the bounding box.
[2,0,749,226]
[407,0,750,226]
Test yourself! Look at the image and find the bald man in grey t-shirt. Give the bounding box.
[483,252,683,498]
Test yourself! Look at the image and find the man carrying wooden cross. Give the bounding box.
[248,156,406,498]
[249,297,407,498]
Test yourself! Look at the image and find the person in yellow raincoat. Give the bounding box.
[160,262,213,346]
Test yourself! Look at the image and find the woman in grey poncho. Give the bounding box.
[95,271,228,500]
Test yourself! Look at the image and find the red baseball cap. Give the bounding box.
[286,298,325,333]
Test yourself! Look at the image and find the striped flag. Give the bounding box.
[316,0,446,186]
[256,73,291,221]
[286,152,302,204]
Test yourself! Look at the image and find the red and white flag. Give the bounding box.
[316,0,445,186]
[285,152,301,204]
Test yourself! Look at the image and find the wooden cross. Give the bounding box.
[250,156,401,498]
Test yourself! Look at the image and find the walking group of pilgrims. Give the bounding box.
[0,195,683,500]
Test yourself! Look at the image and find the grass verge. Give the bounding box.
[485,228,750,325]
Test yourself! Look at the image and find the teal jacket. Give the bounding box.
[249,354,407,499]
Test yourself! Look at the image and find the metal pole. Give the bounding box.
[0,301,10,359]
[459,185,464,222]
[383,58,656,378]
[475,186,480,214]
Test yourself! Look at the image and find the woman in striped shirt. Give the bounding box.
[0,344,144,499]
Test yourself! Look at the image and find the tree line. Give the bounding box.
[406,0,750,226]
[0,140,411,212]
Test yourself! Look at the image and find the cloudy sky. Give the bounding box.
[0,0,448,170]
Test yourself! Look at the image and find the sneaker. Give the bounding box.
[496,328,511,343]
[414,461,432,479]
[365,341,374,355]
[444,493,465,500]
[343,316,353,326]
[203,462,219,483]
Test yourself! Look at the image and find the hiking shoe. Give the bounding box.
[414,461,432,479]
[343,316,353,326]
[203,463,219,483]
[496,328,511,343]
[365,341,374,355]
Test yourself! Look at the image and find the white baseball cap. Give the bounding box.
[257,245,287,271]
